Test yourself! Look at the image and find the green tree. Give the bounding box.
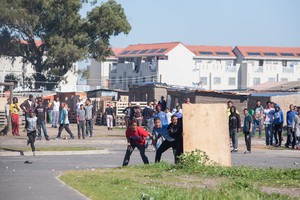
[3,73,20,91]
[0,0,131,90]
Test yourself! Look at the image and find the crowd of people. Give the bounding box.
[122,96,189,166]
[228,100,300,154]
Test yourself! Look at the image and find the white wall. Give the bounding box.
[158,44,197,87]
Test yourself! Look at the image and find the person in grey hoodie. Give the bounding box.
[85,99,94,137]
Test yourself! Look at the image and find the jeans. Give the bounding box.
[273,124,282,145]
[252,119,262,137]
[286,127,296,148]
[27,131,36,152]
[77,121,85,139]
[230,128,238,150]
[265,124,274,145]
[86,120,93,136]
[37,121,49,139]
[52,111,59,127]
[57,124,74,138]
[155,140,177,163]
[244,131,251,152]
[106,115,113,128]
[122,138,149,166]
[175,138,183,164]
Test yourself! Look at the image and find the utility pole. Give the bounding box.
[0,82,14,134]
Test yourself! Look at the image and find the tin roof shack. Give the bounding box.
[195,90,249,116]
[128,82,169,102]
[167,88,196,109]
[87,88,128,101]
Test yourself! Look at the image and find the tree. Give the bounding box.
[0,0,131,90]
[3,73,20,91]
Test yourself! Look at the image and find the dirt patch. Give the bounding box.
[260,186,300,198]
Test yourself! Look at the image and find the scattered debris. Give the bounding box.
[24,161,32,164]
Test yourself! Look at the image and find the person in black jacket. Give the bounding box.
[168,115,183,164]
[229,106,241,152]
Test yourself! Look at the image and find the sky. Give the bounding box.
[80,0,300,48]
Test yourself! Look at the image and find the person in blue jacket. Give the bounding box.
[273,104,284,147]
[285,104,298,148]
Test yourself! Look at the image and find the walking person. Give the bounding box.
[85,99,94,136]
[273,104,284,147]
[77,104,86,139]
[123,102,132,128]
[105,103,115,131]
[122,120,154,166]
[26,109,38,156]
[51,97,60,128]
[229,106,241,152]
[35,99,50,140]
[263,101,275,145]
[10,97,20,136]
[55,102,74,140]
[243,109,253,154]
[153,117,177,163]
[285,104,298,149]
[158,96,167,111]
[252,100,264,138]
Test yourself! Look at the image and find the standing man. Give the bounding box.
[229,106,241,152]
[85,99,94,137]
[55,102,74,140]
[158,96,167,111]
[77,104,86,139]
[285,104,297,148]
[51,96,60,128]
[122,120,154,166]
[35,99,49,140]
[252,100,264,138]
[105,103,114,131]
[142,102,154,132]
[264,101,275,146]
[20,94,35,128]
[123,102,132,128]
[273,104,284,147]
[243,109,253,154]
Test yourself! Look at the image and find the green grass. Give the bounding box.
[0,146,101,152]
[60,153,300,200]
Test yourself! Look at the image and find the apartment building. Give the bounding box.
[109,42,197,90]
[233,46,300,89]
[187,45,239,90]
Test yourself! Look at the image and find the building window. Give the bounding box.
[200,77,208,85]
[135,77,138,83]
[213,77,221,85]
[128,77,132,85]
[151,76,156,82]
[253,77,261,85]
[143,77,146,82]
[111,77,116,85]
[228,78,236,86]
[268,77,276,82]
[281,78,288,82]
[259,60,264,66]
[282,60,287,67]
[119,76,122,84]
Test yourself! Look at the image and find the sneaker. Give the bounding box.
[46,137,50,141]
[33,151,36,156]
[244,151,251,154]
[37,137,41,140]
[70,136,74,140]
[231,149,238,153]
[55,137,61,140]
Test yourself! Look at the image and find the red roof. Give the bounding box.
[185,45,236,57]
[118,42,182,57]
[107,48,123,59]
[235,46,300,58]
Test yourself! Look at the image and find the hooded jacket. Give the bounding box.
[274,104,284,125]
[229,107,241,129]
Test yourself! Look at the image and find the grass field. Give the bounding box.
[60,150,300,200]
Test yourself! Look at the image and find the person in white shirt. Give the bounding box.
[264,101,275,145]
[165,108,172,124]
[51,97,60,128]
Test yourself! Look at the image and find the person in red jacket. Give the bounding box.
[122,120,154,166]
